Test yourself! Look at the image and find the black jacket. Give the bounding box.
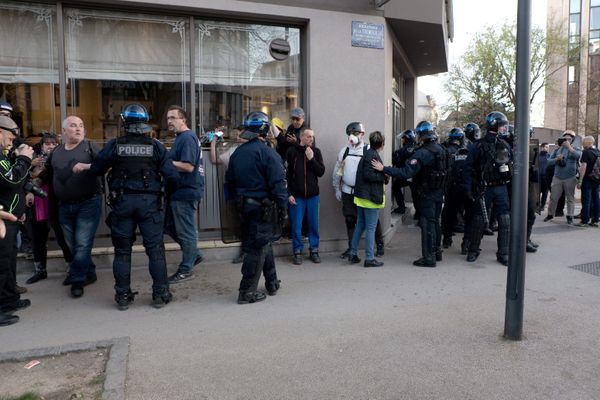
[286,143,325,198]
[353,148,385,204]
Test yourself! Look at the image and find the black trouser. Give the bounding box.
[0,222,21,307]
[239,202,278,293]
[341,192,383,249]
[441,186,467,238]
[392,179,407,211]
[31,217,73,268]
[417,195,442,261]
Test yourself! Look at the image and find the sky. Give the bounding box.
[418,0,549,125]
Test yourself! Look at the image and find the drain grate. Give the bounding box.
[569,261,600,277]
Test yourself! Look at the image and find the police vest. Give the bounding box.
[416,143,450,192]
[109,135,161,193]
[478,138,512,185]
[444,143,469,185]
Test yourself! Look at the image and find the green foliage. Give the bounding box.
[0,393,42,400]
[443,19,573,127]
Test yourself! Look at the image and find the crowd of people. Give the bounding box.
[1,99,599,326]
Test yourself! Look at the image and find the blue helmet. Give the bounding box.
[400,129,416,143]
[241,111,270,140]
[121,103,151,134]
[448,127,464,139]
[463,122,481,141]
[415,121,437,141]
[485,111,509,133]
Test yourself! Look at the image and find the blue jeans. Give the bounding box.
[59,196,101,283]
[289,195,320,253]
[350,206,380,260]
[581,179,600,224]
[164,199,202,273]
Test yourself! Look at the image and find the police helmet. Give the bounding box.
[500,124,513,140]
[400,129,416,143]
[415,121,437,141]
[346,122,365,136]
[0,100,13,116]
[464,122,481,141]
[240,111,270,140]
[121,103,151,134]
[448,127,464,139]
[485,111,509,133]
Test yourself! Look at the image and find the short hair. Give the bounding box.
[167,105,187,122]
[541,142,548,147]
[369,130,384,149]
[62,115,82,130]
[41,132,58,144]
[300,127,313,137]
[583,135,595,145]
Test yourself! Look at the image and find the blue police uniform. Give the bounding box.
[383,141,447,267]
[225,137,287,303]
[90,134,179,305]
[463,131,513,264]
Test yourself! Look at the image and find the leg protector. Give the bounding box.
[469,214,485,255]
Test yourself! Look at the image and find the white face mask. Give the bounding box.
[348,134,359,146]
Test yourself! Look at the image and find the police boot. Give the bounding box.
[496,214,510,266]
[467,215,484,262]
[435,248,443,262]
[26,262,47,284]
[152,290,173,309]
[460,239,470,255]
[526,223,537,253]
[237,291,267,304]
[413,257,436,268]
[114,290,138,311]
[265,280,281,296]
[442,236,452,249]
[415,218,436,267]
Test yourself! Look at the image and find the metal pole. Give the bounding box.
[56,2,67,123]
[504,0,531,341]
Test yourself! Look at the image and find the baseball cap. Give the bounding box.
[290,107,305,118]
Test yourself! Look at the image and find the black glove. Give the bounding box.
[278,207,288,226]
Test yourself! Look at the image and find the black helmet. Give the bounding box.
[448,127,464,139]
[415,121,437,141]
[464,122,481,141]
[346,122,365,136]
[240,111,270,140]
[500,124,513,140]
[400,129,416,143]
[485,111,509,133]
[121,103,151,134]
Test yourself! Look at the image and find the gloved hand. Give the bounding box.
[278,207,288,226]
[335,189,342,201]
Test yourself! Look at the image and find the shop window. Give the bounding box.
[64,8,190,143]
[195,21,300,138]
[0,1,58,138]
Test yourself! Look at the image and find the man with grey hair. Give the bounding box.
[41,116,102,298]
[544,130,582,224]
[277,107,306,160]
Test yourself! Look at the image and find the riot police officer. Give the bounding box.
[74,104,179,310]
[225,112,288,304]
[391,129,418,215]
[372,121,448,267]
[463,111,513,265]
[464,122,481,144]
[441,127,470,249]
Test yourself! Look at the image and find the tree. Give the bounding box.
[442,19,573,127]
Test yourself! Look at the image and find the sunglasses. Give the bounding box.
[291,117,302,121]
[0,126,19,136]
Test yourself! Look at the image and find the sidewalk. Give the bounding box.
[1,215,599,399]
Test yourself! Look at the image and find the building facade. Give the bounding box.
[1,0,452,249]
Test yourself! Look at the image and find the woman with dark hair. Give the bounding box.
[26,132,73,284]
[348,131,386,268]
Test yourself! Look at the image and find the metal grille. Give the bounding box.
[569,262,600,277]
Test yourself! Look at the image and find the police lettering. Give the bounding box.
[117,144,154,157]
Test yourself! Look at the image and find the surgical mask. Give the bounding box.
[348,135,359,146]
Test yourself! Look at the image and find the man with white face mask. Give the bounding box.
[333,122,384,259]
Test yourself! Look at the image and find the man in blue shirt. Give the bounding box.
[164,105,205,283]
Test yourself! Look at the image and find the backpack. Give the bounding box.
[421,145,450,191]
[588,150,600,183]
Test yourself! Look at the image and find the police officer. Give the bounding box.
[464,122,481,144]
[441,127,470,250]
[74,104,179,310]
[372,121,448,267]
[391,129,418,215]
[463,111,513,265]
[225,112,288,304]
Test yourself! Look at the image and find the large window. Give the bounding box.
[0,1,58,137]
[64,8,190,142]
[196,21,300,137]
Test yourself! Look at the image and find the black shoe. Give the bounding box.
[62,275,72,286]
[348,255,361,264]
[526,242,537,253]
[152,291,172,309]
[1,299,31,314]
[460,241,469,255]
[340,249,351,259]
[543,215,554,222]
[293,253,303,265]
[435,250,443,262]
[566,216,573,225]
[194,254,204,266]
[413,258,436,267]
[237,291,267,304]
[26,269,47,284]
[0,313,19,326]
[168,271,193,284]
[466,252,479,262]
[309,251,321,264]
[115,291,138,311]
[71,283,84,298]
[442,237,452,249]
[364,259,384,268]
[265,280,281,296]
[376,244,384,257]
[497,255,509,266]
[528,240,539,248]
